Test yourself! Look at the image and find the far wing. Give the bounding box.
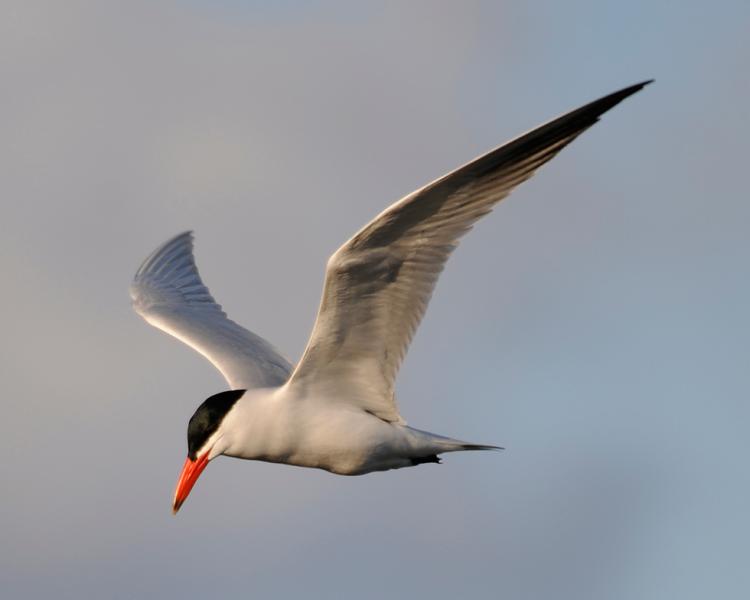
[131,232,292,389]
[286,81,652,423]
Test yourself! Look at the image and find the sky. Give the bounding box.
[1,1,748,598]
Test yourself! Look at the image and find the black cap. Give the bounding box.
[187,389,246,460]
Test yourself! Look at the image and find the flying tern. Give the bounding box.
[131,81,651,513]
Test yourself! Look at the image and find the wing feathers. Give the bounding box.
[287,81,651,422]
[131,232,292,389]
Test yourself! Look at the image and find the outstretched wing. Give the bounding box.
[286,81,652,423]
[130,231,292,389]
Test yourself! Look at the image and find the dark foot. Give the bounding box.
[411,455,441,466]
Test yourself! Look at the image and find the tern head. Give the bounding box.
[172,389,246,514]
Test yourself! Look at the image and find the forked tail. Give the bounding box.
[457,443,504,452]
[406,426,503,456]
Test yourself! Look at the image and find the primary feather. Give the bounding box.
[130,231,292,389]
[286,81,653,423]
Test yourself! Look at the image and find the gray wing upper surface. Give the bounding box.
[287,81,651,423]
[130,232,292,390]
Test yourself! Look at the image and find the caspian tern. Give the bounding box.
[131,81,651,513]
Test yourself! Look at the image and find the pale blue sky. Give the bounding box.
[1,1,748,598]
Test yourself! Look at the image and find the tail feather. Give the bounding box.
[405,426,503,458]
[458,443,504,452]
[409,444,502,468]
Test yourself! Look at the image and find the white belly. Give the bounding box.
[220,388,443,475]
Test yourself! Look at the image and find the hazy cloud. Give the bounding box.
[1,1,748,598]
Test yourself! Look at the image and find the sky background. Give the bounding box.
[1,1,748,598]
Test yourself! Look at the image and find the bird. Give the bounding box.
[131,81,651,513]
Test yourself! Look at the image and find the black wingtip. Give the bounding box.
[584,79,654,119]
[628,79,655,90]
[530,79,653,143]
[613,79,654,100]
